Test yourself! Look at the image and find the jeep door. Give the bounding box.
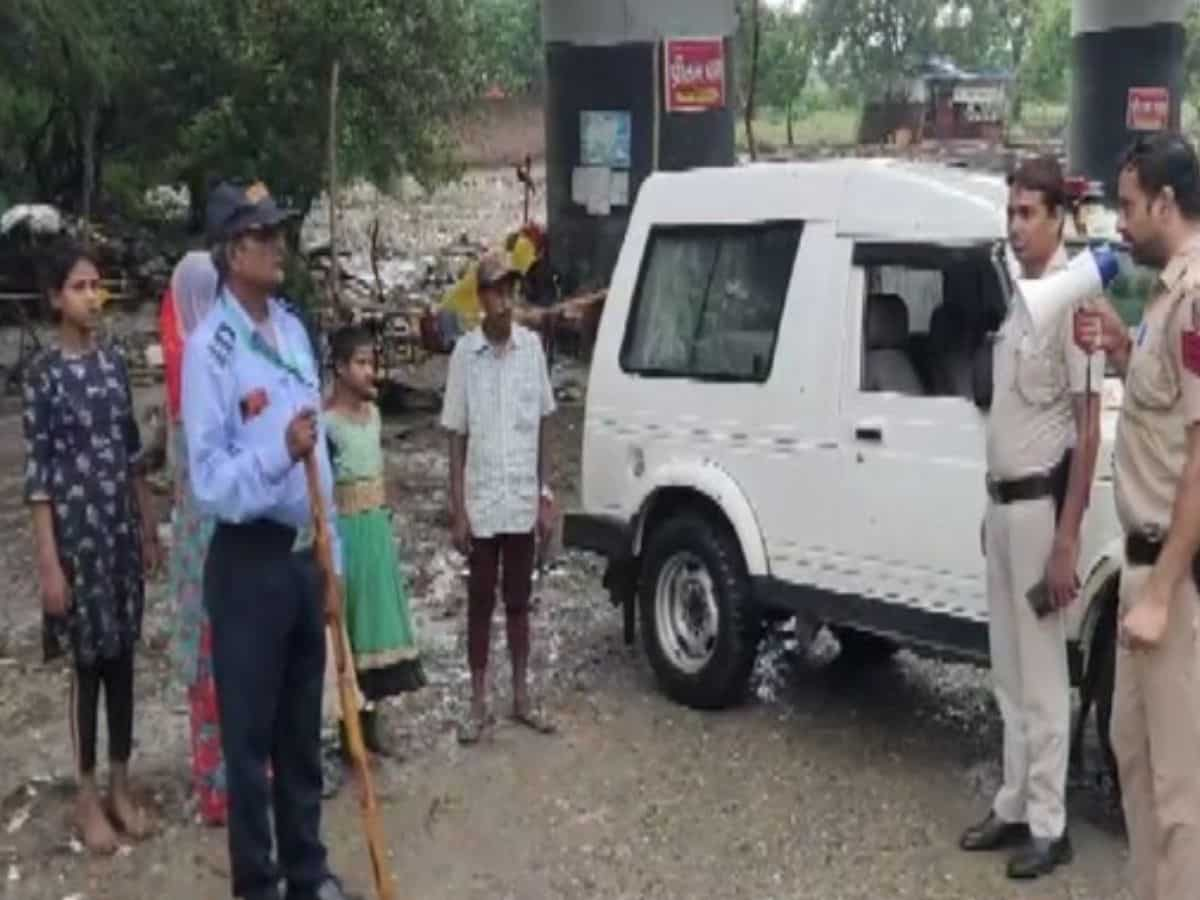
[834,241,1007,652]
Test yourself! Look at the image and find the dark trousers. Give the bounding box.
[71,649,134,775]
[467,531,536,673]
[205,521,328,900]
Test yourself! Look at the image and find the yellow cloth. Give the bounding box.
[511,234,537,276]
[438,265,483,332]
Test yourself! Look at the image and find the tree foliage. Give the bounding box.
[807,0,946,100]
[467,0,544,95]
[0,0,484,221]
[757,5,814,146]
[1017,0,1071,104]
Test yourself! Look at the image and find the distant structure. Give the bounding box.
[1069,0,1188,195]
[858,58,1013,146]
[542,0,738,293]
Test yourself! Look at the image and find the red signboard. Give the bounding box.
[1127,87,1170,132]
[664,38,726,113]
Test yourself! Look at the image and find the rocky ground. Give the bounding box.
[0,165,1133,900]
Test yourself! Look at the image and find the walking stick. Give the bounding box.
[303,453,397,900]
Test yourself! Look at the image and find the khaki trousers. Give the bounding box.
[1112,562,1200,900]
[985,497,1070,839]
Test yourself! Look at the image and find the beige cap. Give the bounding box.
[477,251,519,288]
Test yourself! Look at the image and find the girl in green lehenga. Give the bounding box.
[324,325,426,756]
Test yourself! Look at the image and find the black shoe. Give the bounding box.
[287,876,364,900]
[959,812,1030,851]
[1006,833,1073,880]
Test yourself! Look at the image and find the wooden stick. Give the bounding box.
[303,454,396,900]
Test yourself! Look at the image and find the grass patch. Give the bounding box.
[737,106,859,153]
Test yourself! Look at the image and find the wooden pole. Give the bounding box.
[327,58,342,307]
[303,454,396,900]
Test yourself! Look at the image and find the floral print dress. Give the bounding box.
[22,344,145,667]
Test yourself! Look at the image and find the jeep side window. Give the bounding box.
[620,222,803,382]
[856,243,1006,399]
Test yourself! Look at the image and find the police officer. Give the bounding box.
[959,156,1105,879]
[182,181,360,900]
[1076,132,1200,900]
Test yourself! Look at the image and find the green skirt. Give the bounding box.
[337,508,426,701]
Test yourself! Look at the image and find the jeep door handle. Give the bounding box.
[854,423,883,442]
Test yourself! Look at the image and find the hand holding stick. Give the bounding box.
[303,452,396,900]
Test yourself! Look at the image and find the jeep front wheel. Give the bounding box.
[639,512,762,710]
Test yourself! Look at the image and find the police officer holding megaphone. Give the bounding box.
[960,157,1111,880]
[1073,132,1200,900]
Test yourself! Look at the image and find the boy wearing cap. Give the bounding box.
[440,251,558,745]
[182,181,360,900]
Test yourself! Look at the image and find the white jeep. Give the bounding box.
[565,158,1133,773]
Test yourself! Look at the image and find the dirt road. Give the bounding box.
[0,165,1132,900]
[0,396,1130,900]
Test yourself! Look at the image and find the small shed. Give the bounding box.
[859,58,1013,145]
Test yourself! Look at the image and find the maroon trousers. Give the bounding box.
[467,532,536,673]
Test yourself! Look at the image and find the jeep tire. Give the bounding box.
[639,512,762,710]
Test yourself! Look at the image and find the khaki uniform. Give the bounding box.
[984,246,1105,840]
[1111,236,1200,900]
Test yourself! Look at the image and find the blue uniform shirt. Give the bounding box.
[181,289,342,574]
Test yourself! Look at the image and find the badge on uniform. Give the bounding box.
[1183,330,1200,376]
[239,387,270,421]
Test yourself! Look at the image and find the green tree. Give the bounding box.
[808,0,944,101]
[1018,0,1071,105]
[467,0,543,95]
[0,0,477,224]
[758,7,814,147]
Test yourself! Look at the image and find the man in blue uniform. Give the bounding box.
[182,181,359,900]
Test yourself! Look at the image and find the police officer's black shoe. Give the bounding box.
[959,812,1031,851]
[1006,832,1073,880]
[287,875,363,900]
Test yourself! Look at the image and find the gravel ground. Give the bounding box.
[0,165,1133,900]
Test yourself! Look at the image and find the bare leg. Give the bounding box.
[70,667,118,853]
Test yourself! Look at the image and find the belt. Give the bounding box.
[986,471,1056,505]
[334,477,387,516]
[1125,528,1166,567]
[213,519,299,558]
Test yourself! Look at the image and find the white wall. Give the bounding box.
[543,0,738,45]
[1072,0,1190,35]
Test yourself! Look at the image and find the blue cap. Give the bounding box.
[206,181,296,244]
[1090,244,1121,288]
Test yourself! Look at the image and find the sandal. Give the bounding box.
[457,713,489,746]
[510,705,557,735]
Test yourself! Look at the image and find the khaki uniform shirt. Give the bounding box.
[1113,236,1200,534]
[986,246,1106,480]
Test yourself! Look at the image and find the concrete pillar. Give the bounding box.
[543,0,738,292]
[1068,0,1188,195]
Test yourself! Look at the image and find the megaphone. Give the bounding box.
[1016,245,1121,336]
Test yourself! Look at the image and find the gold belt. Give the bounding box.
[335,478,387,516]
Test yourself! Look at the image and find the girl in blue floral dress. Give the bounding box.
[23,241,160,853]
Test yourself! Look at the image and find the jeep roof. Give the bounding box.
[634,158,1008,241]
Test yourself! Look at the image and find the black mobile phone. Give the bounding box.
[1026,579,1055,619]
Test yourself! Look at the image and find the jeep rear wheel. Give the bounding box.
[639,512,762,710]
